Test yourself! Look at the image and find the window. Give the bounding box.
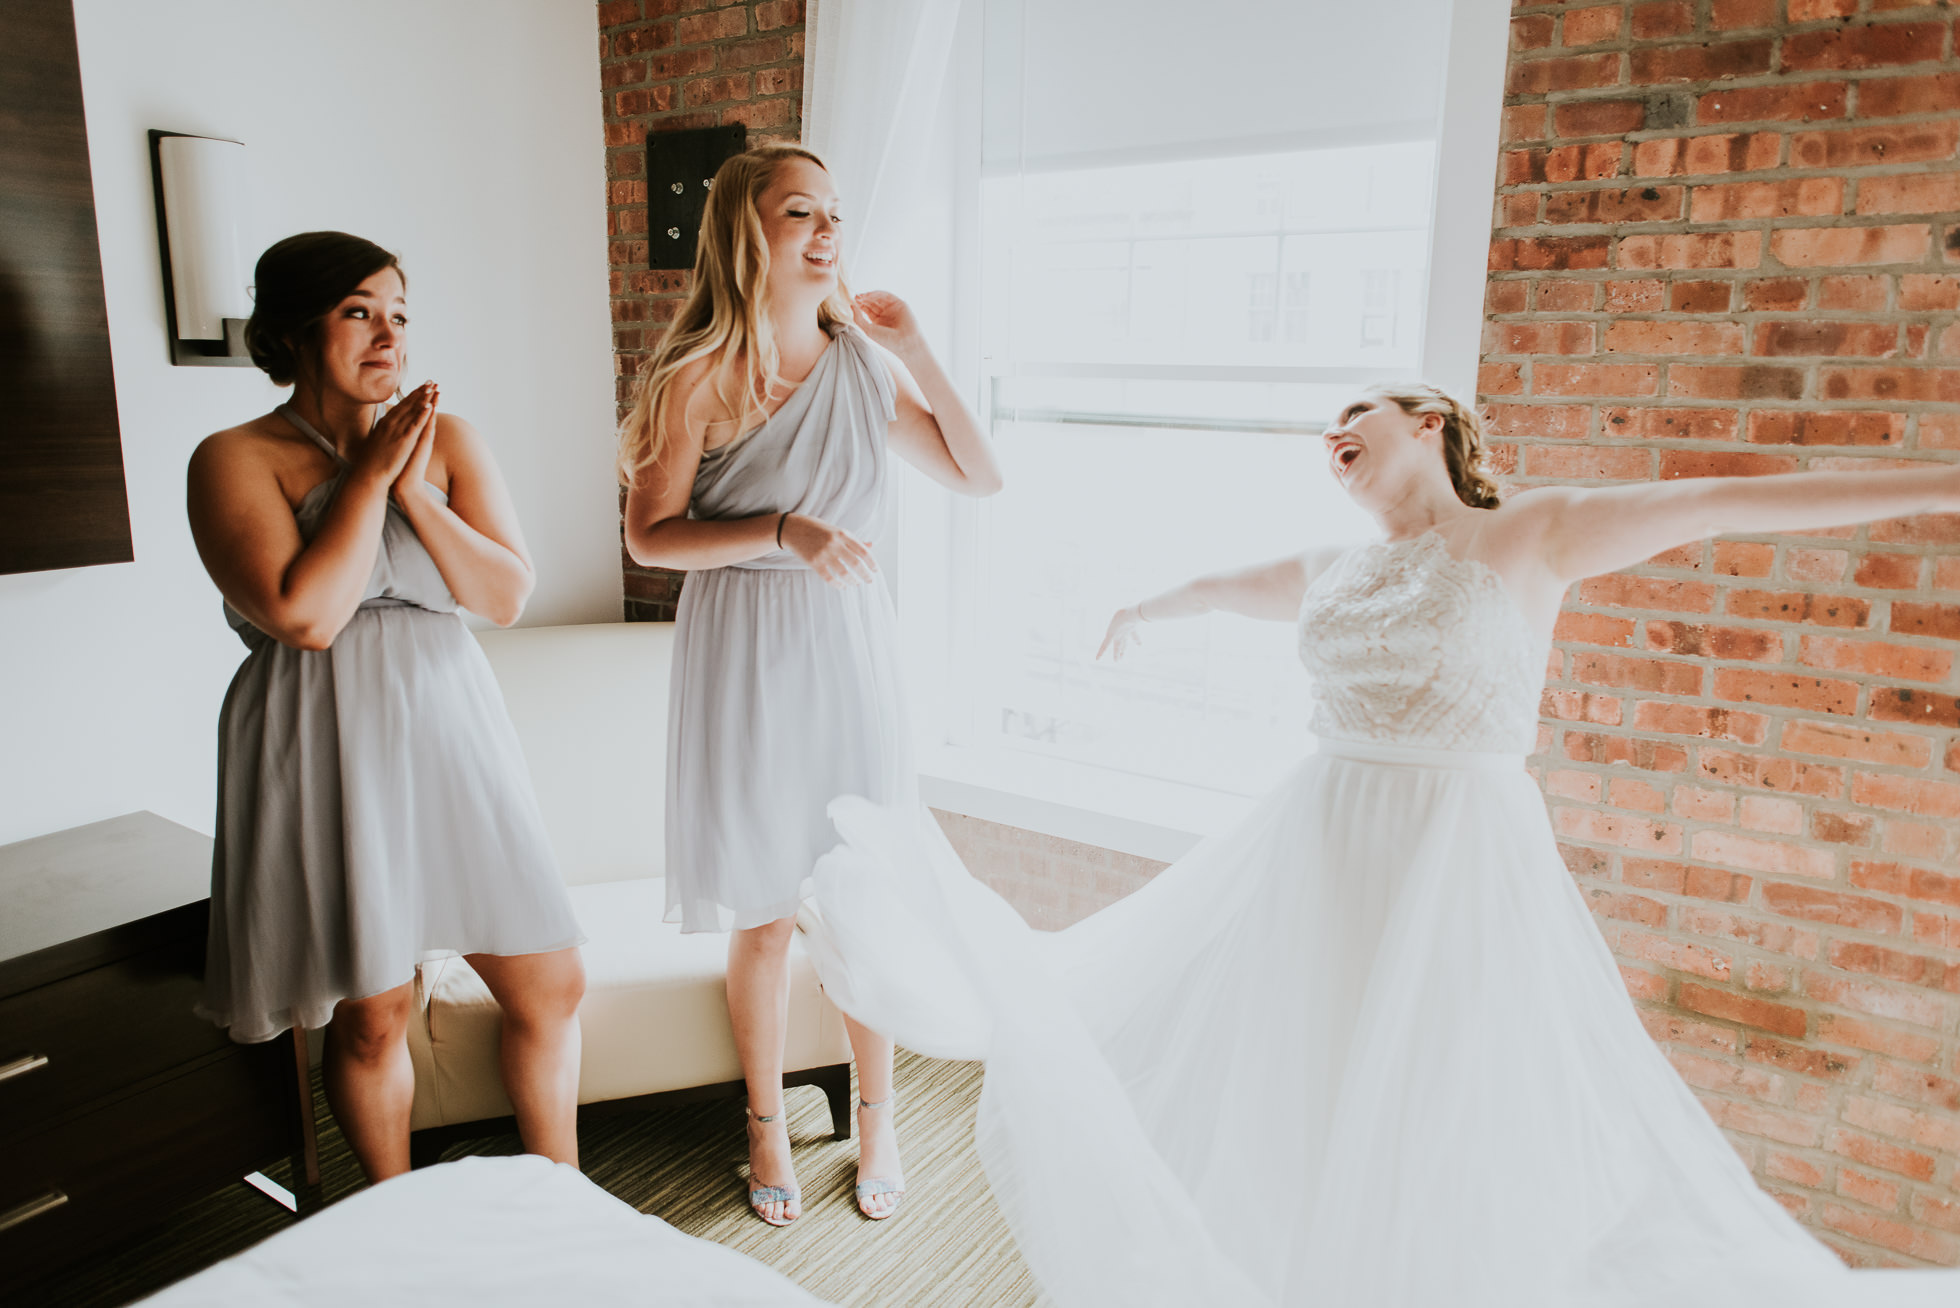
[958,142,1427,803]
[900,0,1505,844]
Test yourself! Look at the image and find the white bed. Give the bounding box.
[139,1156,828,1307]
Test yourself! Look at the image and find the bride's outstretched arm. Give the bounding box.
[1519,463,1960,586]
[1097,548,1338,660]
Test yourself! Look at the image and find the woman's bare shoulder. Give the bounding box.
[430,409,484,445]
[675,350,748,443]
[665,351,725,402]
[192,413,300,473]
[189,412,329,507]
[1482,486,1584,539]
[425,410,490,487]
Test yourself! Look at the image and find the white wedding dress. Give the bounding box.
[802,532,1957,1307]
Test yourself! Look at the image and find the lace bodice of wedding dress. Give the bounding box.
[1299,531,1544,755]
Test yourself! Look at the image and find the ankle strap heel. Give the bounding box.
[745,1105,799,1226]
[854,1096,905,1219]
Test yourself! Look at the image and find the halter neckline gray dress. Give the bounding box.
[665,324,910,933]
[200,406,583,1043]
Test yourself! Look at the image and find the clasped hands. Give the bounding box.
[351,381,441,505]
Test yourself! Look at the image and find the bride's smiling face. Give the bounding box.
[1322,392,1445,509]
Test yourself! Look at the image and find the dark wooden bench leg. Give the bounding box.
[287,1026,323,1209]
[818,1062,852,1140]
[409,1131,449,1170]
[407,1118,515,1169]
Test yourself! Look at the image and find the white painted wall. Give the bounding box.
[0,1,618,847]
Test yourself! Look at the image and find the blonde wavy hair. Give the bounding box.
[617,144,854,481]
[1368,382,1503,509]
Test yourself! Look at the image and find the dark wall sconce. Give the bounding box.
[645,124,747,271]
[148,129,252,366]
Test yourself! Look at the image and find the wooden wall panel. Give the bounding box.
[0,0,132,575]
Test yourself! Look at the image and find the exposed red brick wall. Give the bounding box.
[931,811,1170,931]
[597,0,805,620]
[1487,1,1960,1267]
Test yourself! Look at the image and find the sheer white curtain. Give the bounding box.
[800,0,975,613]
[800,0,963,290]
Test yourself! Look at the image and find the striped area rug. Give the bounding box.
[28,1052,1035,1308]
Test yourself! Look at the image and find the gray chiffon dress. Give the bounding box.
[666,325,913,932]
[200,406,583,1043]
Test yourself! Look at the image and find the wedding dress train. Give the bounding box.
[801,532,1956,1307]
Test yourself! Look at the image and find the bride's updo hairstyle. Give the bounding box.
[243,231,404,387]
[618,144,856,480]
[1369,382,1503,510]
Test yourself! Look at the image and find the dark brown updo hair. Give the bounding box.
[1369,382,1503,509]
[244,231,404,386]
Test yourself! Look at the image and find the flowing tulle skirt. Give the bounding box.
[802,740,1956,1307]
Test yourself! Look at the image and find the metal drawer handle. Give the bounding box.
[0,1191,68,1233]
[0,1053,49,1083]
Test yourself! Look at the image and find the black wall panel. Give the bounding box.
[0,0,132,575]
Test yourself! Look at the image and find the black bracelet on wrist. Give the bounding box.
[776,512,789,548]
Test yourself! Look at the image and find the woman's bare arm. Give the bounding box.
[186,390,434,650]
[392,412,536,626]
[1522,463,1960,585]
[1098,549,1341,660]
[857,292,1003,497]
[622,359,879,586]
[623,360,786,571]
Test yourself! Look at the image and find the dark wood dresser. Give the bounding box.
[0,812,313,1285]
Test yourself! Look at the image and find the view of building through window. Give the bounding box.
[982,142,1434,373]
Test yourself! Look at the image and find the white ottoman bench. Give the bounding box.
[404,622,852,1164]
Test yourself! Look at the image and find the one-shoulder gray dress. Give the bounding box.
[200,406,583,1043]
[666,325,912,932]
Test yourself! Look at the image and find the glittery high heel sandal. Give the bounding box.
[853,1095,905,1220]
[745,1105,801,1227]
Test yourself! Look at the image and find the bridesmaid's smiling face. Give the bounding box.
[311,267,408,404]
[756,157,843,306]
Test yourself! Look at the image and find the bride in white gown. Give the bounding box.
[799,382,1960,1307]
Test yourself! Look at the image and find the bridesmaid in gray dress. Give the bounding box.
[622,146,1002,1225]
[186,232,586,1183]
